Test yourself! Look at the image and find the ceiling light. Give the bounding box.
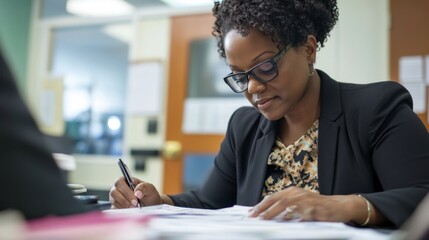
[102,24,132,44]
[66,0,135,17]
[160,0,215,8]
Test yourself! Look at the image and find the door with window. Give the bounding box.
[163,14,248,194]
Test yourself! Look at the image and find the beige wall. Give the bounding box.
[317,0,389,83]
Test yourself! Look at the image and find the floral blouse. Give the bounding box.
[262,120,320,198]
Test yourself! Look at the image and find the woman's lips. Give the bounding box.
[255,97,274,110]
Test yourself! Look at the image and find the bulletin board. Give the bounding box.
[390,0,429,130]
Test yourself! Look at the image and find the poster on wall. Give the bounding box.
[399,56,424,83]
[426,56,429,85]
[182,98,250,134]
[401,83,426,114]
[398,55,426,114]
[126,61,164,116]
[40,78,64,135]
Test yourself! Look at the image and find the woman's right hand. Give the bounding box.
[109,176,162,208]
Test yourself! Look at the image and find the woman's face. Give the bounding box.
[223,29,314,121]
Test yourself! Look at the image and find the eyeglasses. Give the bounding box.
[223,45,291,93]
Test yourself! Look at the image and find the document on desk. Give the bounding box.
[104,205,391,239]
[146,218,390,240]
[104,204,251,220]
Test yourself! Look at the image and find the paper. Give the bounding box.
[104,204,392,239]
[401,82,426,113]
[130,206,391,240]
[39,78,64,135]
[399,56,424,83]
[40,90,56,126]
[23,205,393,239]
[182,98,250,134]
[126,61,164,116]
[145,218,390,240]
[426,56,429,85]
[104,204,251,219]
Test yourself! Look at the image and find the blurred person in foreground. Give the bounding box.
[0,49,88,219]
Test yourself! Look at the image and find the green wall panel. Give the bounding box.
[0,0,33,94]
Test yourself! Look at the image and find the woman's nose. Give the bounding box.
[247,76,265,94]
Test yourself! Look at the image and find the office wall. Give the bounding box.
[317,0,389,83]
[0,0,33,93]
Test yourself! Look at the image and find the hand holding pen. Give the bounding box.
[110,159,166,208]
[117,159,142,209]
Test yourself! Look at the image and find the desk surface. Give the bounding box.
[19,205,395,239]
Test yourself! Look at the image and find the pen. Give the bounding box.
[117,158,142,209]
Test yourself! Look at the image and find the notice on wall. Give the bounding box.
[126,61,164,116]
[399,56,424,83]
[182,98,250,134]
[401,82,426,114]
[39,78,64,135]
[398,55,427,114]
[426,56,429,85]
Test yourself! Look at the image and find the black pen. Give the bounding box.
[117,158,142,209]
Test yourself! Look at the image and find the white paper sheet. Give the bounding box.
[182,98,250,134]
[401,82,426,113]
[399,56,424,83]
[40,90,56,126]
[104,204,250,217]
[104,204,392,239]
[146,218,390,240]
[126,62,164,116]
[426,56,429,85]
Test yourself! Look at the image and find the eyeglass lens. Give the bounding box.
[225,60,278,93]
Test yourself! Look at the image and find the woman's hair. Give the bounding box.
[212,0,339,58]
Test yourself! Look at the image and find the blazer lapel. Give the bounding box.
[244,120,278,205]
[317,70,342,195]
[318,118,339,194]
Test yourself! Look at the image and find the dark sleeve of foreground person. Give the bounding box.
[0,50,90,219]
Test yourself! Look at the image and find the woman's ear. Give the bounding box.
[306,35,317,63]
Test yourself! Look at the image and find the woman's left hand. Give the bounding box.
[248,186,364,223]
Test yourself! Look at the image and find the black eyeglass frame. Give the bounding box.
[223,44,292,93]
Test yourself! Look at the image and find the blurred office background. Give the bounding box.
[0,0,427,200]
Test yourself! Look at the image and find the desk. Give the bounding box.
[21,205,394,240]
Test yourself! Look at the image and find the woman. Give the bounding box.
[110,0,429,228]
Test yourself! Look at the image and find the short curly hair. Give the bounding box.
[212,0,339,58]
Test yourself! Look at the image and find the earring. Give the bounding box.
[309,62,315,77]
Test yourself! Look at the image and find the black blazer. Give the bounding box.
[0,51,89,219]
[170,70,429,228]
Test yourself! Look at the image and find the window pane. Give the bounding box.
[187,38,237,98]
[50,23,130,155]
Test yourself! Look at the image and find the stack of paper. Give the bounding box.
[104,204,392,240]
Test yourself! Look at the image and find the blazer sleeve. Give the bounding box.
[168,108,241,209]
[0,52,89,219]
[362,82,429,227]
